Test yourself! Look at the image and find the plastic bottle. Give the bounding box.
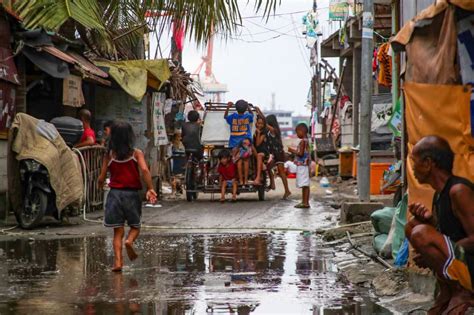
[320,177,330,188]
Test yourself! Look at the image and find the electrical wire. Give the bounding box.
[229,34,283,43]
[241,7,330,20]
[246,20,305,39]
[0,225,19,234]
[237,22,296,37]
[290,14,313,76]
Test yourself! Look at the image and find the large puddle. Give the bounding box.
[0,232,390,314]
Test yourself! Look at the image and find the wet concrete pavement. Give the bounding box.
[0,180,394,314]
[0,179,340,238]
[0,232,390,315]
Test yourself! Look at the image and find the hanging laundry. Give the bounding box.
[372,48,378,73]
[302,11,321,48]
[377,43,392,87]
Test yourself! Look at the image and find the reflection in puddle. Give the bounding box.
[0,232,390,314]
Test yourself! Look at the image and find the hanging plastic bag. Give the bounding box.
[394,238,409,267]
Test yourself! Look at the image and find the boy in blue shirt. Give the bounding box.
[224,100,254,185]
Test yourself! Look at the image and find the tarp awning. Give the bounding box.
[95,59,171,101]
[391,0,474,52]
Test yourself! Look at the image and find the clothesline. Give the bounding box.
[374,30,389,42]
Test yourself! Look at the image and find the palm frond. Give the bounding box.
[14,0,281,59]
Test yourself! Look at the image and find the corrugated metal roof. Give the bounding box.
[67,51,108,78]
[41,46,108,79]
[42,46,76,64]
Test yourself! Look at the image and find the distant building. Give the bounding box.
[292,115,311,130]
[266,109,293,136]
[265,93,294,136]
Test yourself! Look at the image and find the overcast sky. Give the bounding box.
[151,0,340,116]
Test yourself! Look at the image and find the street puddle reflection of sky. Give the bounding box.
[0,232,390,314]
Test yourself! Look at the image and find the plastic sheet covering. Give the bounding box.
[95,59,171,101]
[405,82,474,211]
[8,113,83,213]
[201,111,256,147]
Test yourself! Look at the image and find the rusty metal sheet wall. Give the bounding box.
[400,0,436,26]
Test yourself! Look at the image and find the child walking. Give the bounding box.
[217,149,238,202]
[224,100,254,185]
[288,123,310,209]
[98,121,157,272]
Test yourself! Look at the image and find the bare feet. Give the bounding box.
[443,287,474,315]
[125,240,138,261]
[282,191,291,200]
[112,254,123,272]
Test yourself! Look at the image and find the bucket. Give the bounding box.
[370,163,391,195]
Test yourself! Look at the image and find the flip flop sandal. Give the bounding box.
[111,266,122,272]
[294,203,310,209]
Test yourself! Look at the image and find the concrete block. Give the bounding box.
[340,202,385,224]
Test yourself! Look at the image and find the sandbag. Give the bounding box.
[371,206,396,234]
[380,213,397,258]
[392,193,408,259]
[373,233,388,254]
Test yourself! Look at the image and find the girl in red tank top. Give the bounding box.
[98,121,157,272]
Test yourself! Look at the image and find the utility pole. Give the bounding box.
[359,0,374,201]
[312,0,320,145]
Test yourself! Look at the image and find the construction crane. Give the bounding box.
[193,31,228,103]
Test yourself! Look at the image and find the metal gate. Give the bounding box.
[76,146,106,212]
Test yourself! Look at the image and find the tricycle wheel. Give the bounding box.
[257,186,265,201]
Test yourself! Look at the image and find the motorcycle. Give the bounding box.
[10,113,84,229]
[17,159,56,229]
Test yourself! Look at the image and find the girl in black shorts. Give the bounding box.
[98,121,157,272]
[253,116,271,186]
[266,114,291,200]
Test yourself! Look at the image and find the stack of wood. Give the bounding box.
[168,61,198,103]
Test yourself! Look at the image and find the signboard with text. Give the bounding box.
[152,92,169,146]
[329,0,349,21]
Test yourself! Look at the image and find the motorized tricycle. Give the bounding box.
[184,102,271,201]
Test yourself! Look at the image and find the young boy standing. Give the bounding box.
[181,110,203,159]
[224,100,254,185]
[288,123,310,209]
[217,149,238,202]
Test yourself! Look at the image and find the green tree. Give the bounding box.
[14,0,280,60]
